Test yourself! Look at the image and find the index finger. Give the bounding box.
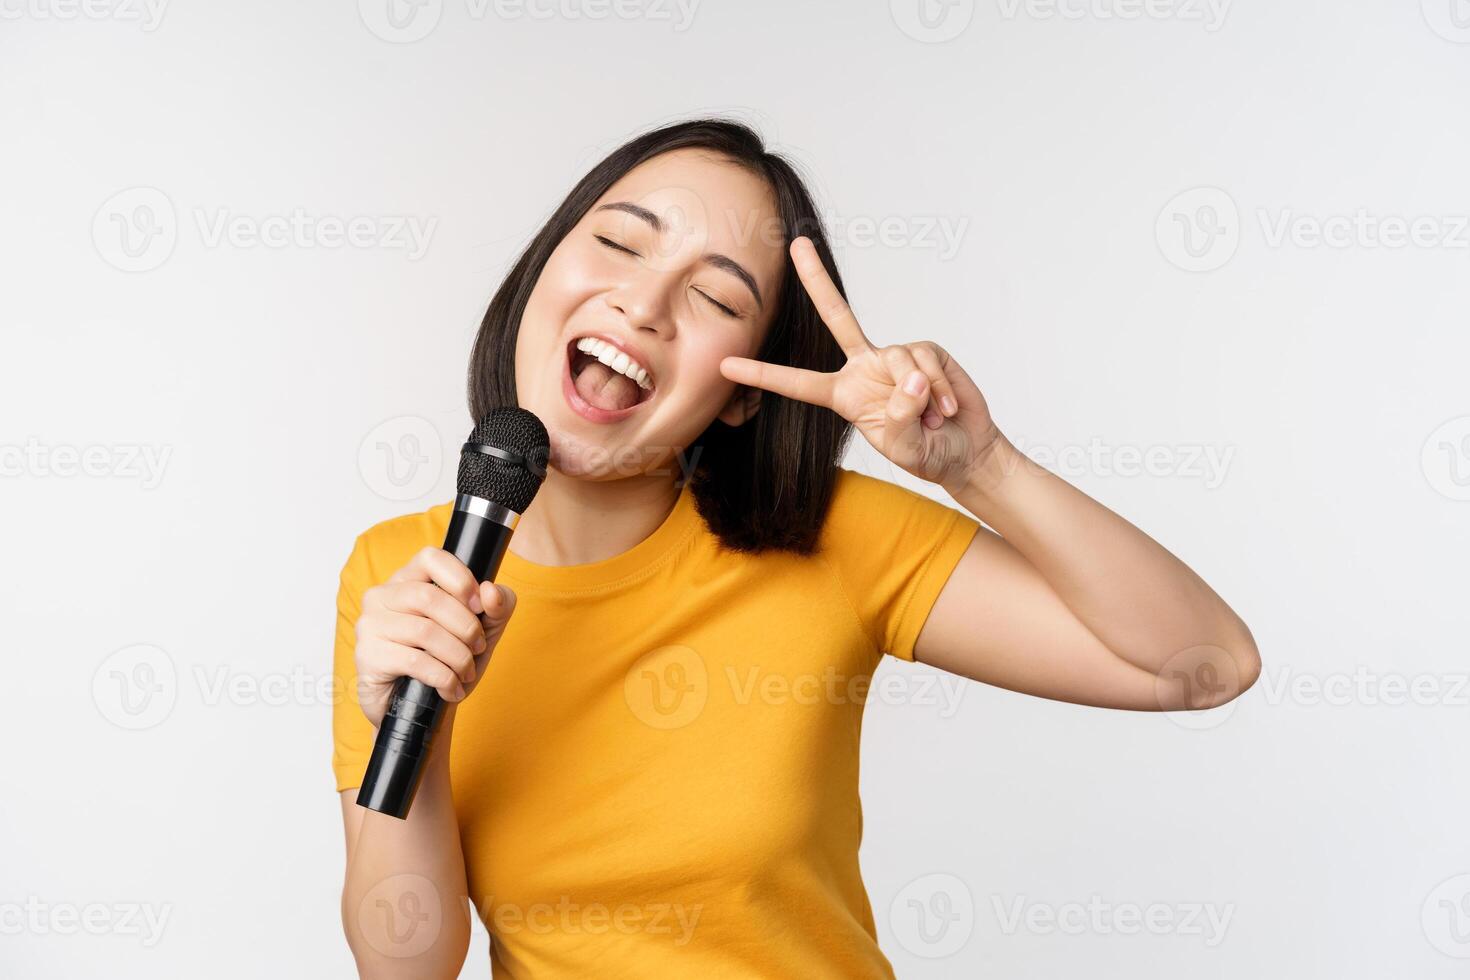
[790,237,871,358]
[390,546,484,615]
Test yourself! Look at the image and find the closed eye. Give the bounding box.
[693,288,739,318]
[595,235,639,257]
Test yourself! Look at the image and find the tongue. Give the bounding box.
[574,359,641,412]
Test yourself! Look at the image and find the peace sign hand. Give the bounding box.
[720,237,1000,492]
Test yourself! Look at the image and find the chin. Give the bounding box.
[545,427,612,480]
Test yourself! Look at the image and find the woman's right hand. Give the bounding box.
[352,547,518,729]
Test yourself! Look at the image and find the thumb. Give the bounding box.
[887,369,930,428]
[880,370,930,462]
[479,581,518,631]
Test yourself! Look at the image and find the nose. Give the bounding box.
[606,270,676,339]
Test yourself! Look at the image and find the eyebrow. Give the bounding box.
[595,201,764,310]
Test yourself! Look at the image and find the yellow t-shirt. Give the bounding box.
[332,467,980,978]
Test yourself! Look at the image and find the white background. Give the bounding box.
[3,1,1468,976]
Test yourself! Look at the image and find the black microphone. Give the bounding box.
[356,408,549,819]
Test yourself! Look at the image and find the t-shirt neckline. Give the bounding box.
[497,481,700,595]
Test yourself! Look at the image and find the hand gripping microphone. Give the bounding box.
[356,408,550,819]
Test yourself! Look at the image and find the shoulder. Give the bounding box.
[340,502,454,589]
[815,466,979,571]
[819,467,961,537]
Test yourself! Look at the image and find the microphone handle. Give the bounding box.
[356,501,516,818]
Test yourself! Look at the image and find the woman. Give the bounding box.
[332,119,1260,979]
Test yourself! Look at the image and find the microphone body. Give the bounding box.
[356,408,549,819]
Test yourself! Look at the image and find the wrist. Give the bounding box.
[942,425,1013,499]
[425,703,456,770]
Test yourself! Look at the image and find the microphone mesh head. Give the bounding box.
[457,408,550,513]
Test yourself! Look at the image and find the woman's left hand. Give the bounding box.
[720,237,1000,492]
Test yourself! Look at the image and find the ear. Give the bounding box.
[717,384,762,426]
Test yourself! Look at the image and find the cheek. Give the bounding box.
[668,333,745,410]
[526,249,594,323]
[515,248,604,368]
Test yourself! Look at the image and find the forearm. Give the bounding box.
[341,712,471,980]
[945,434,1260,683]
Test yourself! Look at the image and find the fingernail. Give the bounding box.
[924,412,942,429]
[903,371,926,396]
[475,633,487,653]
[469,591,484,615]
[942,395,957,415]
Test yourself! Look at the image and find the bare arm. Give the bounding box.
[338,547,517,978]
[720,236,1258,711]
[340,717,471,979]
[915,435,1260,710]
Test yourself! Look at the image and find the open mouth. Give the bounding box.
[565,335,656,415]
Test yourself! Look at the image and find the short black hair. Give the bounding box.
[468,118,853,555]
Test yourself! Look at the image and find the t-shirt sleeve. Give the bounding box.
[818,468,982,663]
[331,532,378,793]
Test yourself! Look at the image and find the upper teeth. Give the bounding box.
[576,337,652,390]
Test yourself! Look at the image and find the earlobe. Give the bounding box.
[717,385,762,426]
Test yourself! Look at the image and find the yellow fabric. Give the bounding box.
[332,467,980,978]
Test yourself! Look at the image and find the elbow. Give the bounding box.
[1155,620,1261,711]
[1232,626,1262,698]
[1216,611,1262,704]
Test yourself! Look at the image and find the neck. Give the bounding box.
[509,469,682,568]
